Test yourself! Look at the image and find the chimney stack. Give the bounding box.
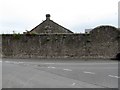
[46,14,50,20]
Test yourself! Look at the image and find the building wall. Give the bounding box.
[2,26,120,59]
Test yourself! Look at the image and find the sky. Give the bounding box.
[0,0,119,34]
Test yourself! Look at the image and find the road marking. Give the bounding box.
[108,75,120,78]
[5,61,17,64]
[48,67,51,68]
[5,61,10,63]
[63,69,72,71]
[72,83,76,86]
[18,62,24,64]
[5,61,24,63]
[0,61,2,63]
[47,67,56,69]
[83,71,95,74]
[47,63,118,65]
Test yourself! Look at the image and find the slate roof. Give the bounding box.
[28,14,73,34]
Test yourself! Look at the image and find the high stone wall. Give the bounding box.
[89,26,119,58]
[2,26,120,59]
[2,34,86,58]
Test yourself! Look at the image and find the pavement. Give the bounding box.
[2,59,119,88]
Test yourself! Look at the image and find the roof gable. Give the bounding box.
[29,14,73,34]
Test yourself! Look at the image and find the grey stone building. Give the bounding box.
[27,14,73,34]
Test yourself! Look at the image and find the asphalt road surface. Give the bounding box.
[2,59,119,88]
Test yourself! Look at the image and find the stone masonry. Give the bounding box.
[2,26,120,59]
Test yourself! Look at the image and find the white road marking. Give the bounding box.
[44,63,118,65]
[47,67,51,68]
[5,61,26,65]
[47,67,56,69]
[72,83,76,86]
[108,75,120,78]
[5,61,11,63]
[0,61,2,63]
[83,71,95,74]
[63,69,72,71]
[5,61,25,64]
[19,62,24,63]
[5,61,9,63]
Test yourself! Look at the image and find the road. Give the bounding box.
[2,59,119,88]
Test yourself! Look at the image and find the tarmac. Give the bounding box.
[2,60,105,88]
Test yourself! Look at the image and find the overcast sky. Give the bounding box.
[0,0,119,34]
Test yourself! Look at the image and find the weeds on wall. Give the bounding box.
[26,32,37,36]
[13,33,21,40]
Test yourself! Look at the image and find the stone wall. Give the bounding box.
[2,26,120,59]
[2,34,85,58]
[0,35,2,58]
[89,26,119,59]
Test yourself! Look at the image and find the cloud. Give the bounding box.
[0,0,119,33]
[118,1,120,28]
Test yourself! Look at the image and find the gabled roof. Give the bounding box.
[29,14,73,34]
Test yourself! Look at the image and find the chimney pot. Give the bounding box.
[46,14,50,20]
